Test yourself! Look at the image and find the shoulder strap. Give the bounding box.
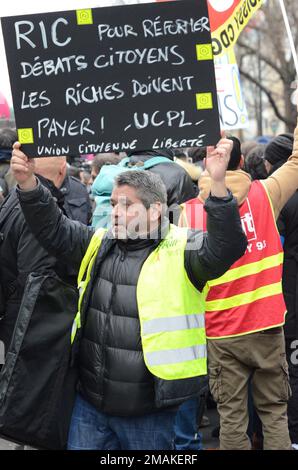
[77,228,107,287]
[119,156,173,171]
[143,156,174,170]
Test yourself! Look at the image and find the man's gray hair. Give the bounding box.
[115,170,167,208]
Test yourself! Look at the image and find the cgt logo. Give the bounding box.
[240,200,257,242]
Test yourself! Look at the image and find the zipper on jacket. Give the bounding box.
[120,248,127,262]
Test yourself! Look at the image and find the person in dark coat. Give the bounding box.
[32,156,92,226]
[278,191,298,450]
[0,157,88,356]
[268,133,298,450]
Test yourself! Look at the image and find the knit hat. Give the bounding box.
[264,133,293,166]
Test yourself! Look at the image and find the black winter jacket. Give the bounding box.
[60,175,92,226]
[17,181,247,416]
[0,177,78,351]
[278,190,298,339]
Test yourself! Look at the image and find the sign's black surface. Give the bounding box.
[1,0,220,156]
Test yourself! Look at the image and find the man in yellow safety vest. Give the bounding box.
[10,137,247,450]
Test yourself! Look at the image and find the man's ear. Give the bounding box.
[149,202,162,222]
[61,159,67,175]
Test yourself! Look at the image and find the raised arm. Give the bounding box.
[11,142,94,270]
[184,138,247,288]
[264,100,298,219]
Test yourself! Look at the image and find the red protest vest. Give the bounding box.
[183,181,286,339]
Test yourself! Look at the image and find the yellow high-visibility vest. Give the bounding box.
[71,225,207,380]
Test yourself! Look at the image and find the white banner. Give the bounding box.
[215,50,249,130]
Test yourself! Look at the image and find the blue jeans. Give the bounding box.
[67,394,176,450]
[174,398,203,450]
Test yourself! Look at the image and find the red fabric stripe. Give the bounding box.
[206,265,283,301]
[185,198,204,230]
[205,294,286,338]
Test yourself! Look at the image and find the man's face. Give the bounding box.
[111,185,150,239]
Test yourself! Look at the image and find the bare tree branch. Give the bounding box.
[239,68,295,128]
[235,0,297,132]
[237,40,287,81]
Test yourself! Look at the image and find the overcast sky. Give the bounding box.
[0,0,150,106]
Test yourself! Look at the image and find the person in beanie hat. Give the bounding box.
[264,133,294,174]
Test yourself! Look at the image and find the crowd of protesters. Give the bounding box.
[0,113,298,450]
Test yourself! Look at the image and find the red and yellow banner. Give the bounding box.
[156,0,263,56]
[208,0,263,56]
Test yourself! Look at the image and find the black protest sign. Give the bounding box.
[1,0,220,157]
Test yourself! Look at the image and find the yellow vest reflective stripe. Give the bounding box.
[71,228,106,343]
[207,252,284,287]
[205,282,283,311]
[142,314,205,335]
[146,345,207,367]
[73,224,207,380]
